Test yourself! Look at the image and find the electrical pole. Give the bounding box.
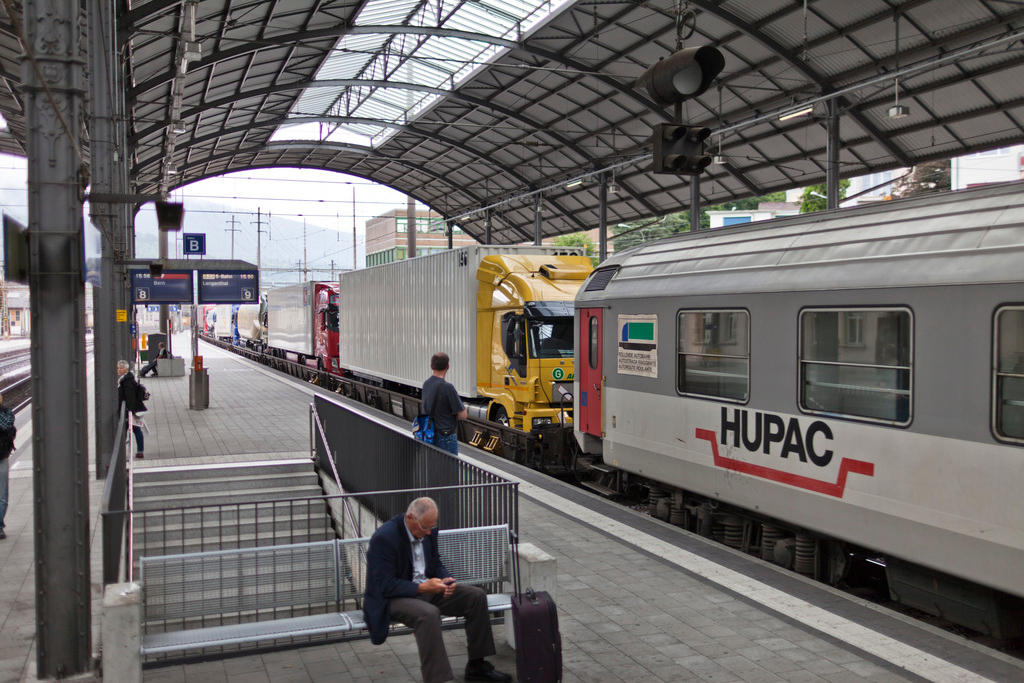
[225,215,241,259]
[303,218,308,281]
[252,208,268,278]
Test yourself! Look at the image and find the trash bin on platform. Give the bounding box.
[189,367,209,410]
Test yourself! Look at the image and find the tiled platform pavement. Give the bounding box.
[2,337,1021,682]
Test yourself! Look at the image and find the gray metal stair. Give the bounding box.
[132,459,335,561]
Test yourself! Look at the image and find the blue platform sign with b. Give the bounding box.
[183,233,206,256]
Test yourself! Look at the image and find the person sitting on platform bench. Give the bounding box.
[139,342,169,378]
[364,497,511,683]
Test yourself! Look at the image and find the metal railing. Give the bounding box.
[310,401,364,538]
[100,403,129,585]
[132,495,338,560]
[312,394,519,536]
[128,395,517,578]
[130,483,518,560]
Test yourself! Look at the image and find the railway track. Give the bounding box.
[0,341,94,414]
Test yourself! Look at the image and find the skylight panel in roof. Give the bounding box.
[357,0,420,25]
[281,0,574,145]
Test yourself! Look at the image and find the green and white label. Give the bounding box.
[617,314,657,378]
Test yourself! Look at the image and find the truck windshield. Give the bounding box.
[528,317,573,359]
[327,304,339,332]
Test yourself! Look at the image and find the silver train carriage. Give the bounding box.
[574,183,1024,637]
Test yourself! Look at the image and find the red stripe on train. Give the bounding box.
[694,428,873,498]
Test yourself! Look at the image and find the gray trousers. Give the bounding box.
[388,583,495,683]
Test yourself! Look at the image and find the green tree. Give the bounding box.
[611,212,690,252]
[552,231,598,265]
[611,191,790,251]
[800,180,850,213]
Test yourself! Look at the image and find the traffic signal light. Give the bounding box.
[634,46,725,105]
[652,124,712,175]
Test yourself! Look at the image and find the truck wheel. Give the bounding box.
[492,405,509,426]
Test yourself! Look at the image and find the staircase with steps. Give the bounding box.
[132,459,334,562]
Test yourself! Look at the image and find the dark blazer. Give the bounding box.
[363,513,450,645]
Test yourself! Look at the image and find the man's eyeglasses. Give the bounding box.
[413,518,437,534]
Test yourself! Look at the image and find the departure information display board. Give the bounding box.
[130,269,194,304]
[197,270,259,304]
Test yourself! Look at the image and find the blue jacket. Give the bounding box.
[363,513,450,645]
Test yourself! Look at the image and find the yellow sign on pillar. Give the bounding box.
[116,309,127,322]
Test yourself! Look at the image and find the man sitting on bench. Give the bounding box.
[139,342,169,378]
[364,497,511,683]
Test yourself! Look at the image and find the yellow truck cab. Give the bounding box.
[340,245,592,434]
[476,255,593,430]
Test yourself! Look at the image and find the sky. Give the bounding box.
[0,153,426,271]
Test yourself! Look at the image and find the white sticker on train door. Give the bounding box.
[617,314,657,378]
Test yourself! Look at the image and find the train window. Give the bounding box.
[994,307,1024,440]
[799,308,911,425]
[588,316,598,370]
[677,310,749,402]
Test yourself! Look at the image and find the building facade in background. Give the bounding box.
[364,210,476,266]
[951,145,1024,189]
[705,202,800,228]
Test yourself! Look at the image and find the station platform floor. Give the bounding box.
[2,337,1023,682]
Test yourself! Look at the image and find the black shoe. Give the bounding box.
[152,372,158,377]
[0,529,6,540]
[465,660,510,682]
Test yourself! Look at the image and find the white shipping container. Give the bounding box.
[212,304,233,338]
[340,245,582,397]
[267,282,314,356]
[236,304,262,342]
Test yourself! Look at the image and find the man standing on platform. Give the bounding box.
[0,393,16,539]
[421,352,467,456]
[363,497,510,683]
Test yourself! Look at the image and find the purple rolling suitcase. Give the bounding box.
[511,587,562,682]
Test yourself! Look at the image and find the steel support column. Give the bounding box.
[88,0,127,477]
[690,176,702,232]
[23,0,92,675]
[826,99,841,209]
[598,174,608,262]
[533,195,542,245]
[406,195,416,258]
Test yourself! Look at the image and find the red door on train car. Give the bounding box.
[579,308,603,437]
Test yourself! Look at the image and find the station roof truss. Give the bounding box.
[2,0,1024,243]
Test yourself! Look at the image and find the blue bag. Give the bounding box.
[412,415,435,444]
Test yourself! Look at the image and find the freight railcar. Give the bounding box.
[575,183,1024,638]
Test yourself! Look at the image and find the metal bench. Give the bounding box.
[139,524,513,657]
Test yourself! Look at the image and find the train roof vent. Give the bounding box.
[584,267,618,292]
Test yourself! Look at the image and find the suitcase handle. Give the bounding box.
[526,587,538,605]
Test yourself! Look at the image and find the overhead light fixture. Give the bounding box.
[712,155,726,165]
[607,181,620,195]
[889,13,910,119]
[565,178,584,189]
[171,120,186,134]
[888,103,909,119]
[779,106,814,121]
